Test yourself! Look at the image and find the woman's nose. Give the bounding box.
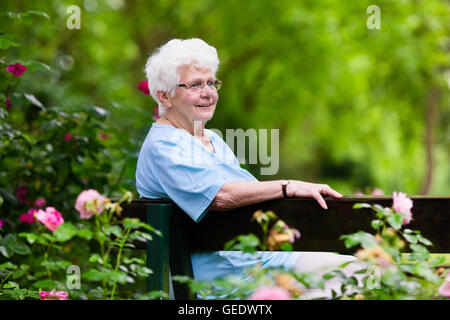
[200,86,215,97]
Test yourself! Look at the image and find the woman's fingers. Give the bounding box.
[292,181,343,210]
[321,185,343,198]
[312,192,328,210]
[315,185,343,210]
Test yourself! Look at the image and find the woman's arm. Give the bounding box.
[209,180,343,211]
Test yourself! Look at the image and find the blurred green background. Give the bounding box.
[1,0,449,197]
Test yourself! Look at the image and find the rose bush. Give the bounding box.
[0,11,163,300]
[1,189,163,300]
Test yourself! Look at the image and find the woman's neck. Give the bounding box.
[157,116,205,139]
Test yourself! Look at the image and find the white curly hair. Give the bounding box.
[144,38,220,117]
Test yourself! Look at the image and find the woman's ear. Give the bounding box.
[156,91,173,108]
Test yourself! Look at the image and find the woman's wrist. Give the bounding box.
[281,179,294,198]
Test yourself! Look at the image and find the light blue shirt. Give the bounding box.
[136,123,299,283]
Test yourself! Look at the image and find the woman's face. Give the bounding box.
[167,64,218,125]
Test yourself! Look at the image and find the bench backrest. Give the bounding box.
[122,196,450,299]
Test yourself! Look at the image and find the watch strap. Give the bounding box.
[282,180,289,198]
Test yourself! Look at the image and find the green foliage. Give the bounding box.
[0,0,449,301]
[0,190,161,300]
[0,0,448,197]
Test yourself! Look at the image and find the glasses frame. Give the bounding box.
[176,79,222,91]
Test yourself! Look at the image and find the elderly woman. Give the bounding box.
[136,38,361,298]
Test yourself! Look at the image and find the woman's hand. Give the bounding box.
[287,180,343,210]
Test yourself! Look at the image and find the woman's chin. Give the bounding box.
[194,106,215,121]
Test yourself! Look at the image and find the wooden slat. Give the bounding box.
[188,197,449,253]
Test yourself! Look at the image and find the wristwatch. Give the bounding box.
[281,180,290,198]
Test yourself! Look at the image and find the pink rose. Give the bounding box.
[64,133,73,141]
[392,192,413,225]
[75,189,107,219]
[0,220,3,228]
[438,274,450,298]
[35,207,64,232]
[34,197,46,207]
[39,289,69,300]
[138,80,150,95]
[19,208,37,224]
[6,63,27,77]
[371,188,384,196]
[249,286,291,300]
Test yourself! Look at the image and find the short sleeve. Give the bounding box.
[149,134,228,222]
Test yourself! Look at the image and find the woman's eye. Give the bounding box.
[190,82,201,88]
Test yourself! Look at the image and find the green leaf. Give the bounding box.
[129,230,152,242]
[224,239,237,250]
[123,257,145,265]
[387,212,403,230]
[340,231,378,249]
[0,262,16,270]
[26,10,50,19]
[18,232,37,245]
[417,235,432,246]
[3,281,19,289]
[410,244,430,261]
[373,204,386,212]
[54,222,78,242]
[353,203,372,209]
[430,256,446,266]
[279,242,293,251]
[0,245,10,258]
[6,12,32,24]
[109,271,128,284]
[23,93,45,110]
[91,106,110,120]
[89,254,102,263]
[122,218,142,230]
[83,269,109,282]
[24,60,51,72]
[32,279,58,289]
[0,35,20,49]
[6,240,30,255]
[403,233,417,244]
[105,225,123,237]
[371,219,384,230]
[42,233,56,242]
[322,270,346,281]
[77,228,93,240]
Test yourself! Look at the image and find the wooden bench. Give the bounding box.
[122,196,450,299]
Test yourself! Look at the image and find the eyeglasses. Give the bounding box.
[177,79,222,92]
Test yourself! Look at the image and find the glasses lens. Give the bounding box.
[214,80,222,90]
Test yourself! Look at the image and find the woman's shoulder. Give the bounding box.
[145,123,196,155]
